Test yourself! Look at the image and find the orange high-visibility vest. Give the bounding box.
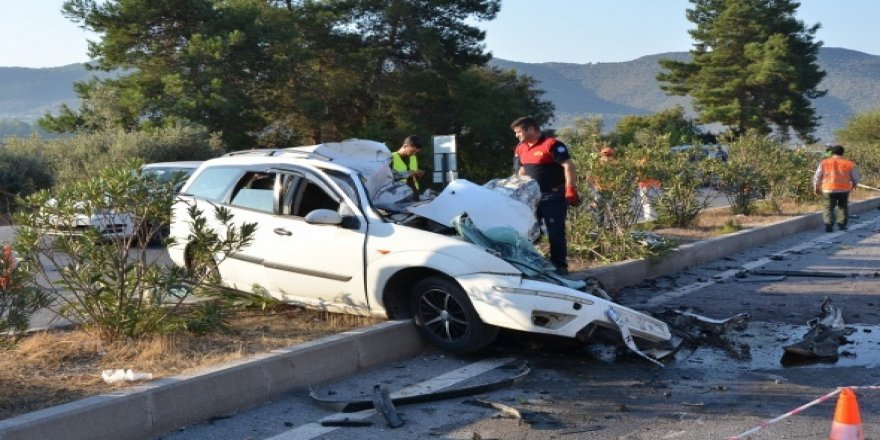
[820,157,855,192]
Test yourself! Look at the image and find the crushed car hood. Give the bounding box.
[409,179,536,240]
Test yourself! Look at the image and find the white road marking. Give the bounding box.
[644,218,874,307]
[267,357,515,440]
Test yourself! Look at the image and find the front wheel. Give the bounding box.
[410,276,498,354]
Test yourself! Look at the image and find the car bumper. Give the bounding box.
[457,274,671,343]
[44,214,136,240]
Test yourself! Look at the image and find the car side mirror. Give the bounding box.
[304,209,343,225]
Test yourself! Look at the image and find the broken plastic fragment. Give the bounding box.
[101,368,153,384]
[782,297,850,360]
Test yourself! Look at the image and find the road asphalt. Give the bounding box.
[1,196,879,440]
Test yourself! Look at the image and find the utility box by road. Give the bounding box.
[432,135,457,184]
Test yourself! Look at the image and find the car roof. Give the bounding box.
[143,161,204,170]
[201,149,354,174]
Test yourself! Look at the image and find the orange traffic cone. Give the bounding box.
[829,387,864,440]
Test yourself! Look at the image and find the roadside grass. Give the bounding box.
[0,306,380,420]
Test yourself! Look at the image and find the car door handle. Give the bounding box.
[273,228,292,236]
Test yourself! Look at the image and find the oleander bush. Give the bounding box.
[12,161,256,342]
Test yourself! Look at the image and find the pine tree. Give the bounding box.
[657,0,826,142]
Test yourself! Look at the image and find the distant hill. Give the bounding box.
[0,64,109,121]
[2,47,879,142]
[491,47,880,142]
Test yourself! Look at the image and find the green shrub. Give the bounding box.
[715,134,818,215]
[0,148,54,213]
[13,161,255,341]
[565,142,676,261]
[652,146,713,227]
[4,125,223,188]
[844,143,880,188]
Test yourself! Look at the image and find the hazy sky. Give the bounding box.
[1,0,877,68]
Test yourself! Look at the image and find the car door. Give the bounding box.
[210,169,284,293]
[259,168,369,311]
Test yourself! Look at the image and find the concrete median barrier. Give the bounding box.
[0,320,429,440]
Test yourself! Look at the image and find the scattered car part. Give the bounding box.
[320,419,373,427]
[582,277,613,301]
[461,398,562,428]
[462,399,523,420]
[783,297,851,360]
[606,308,664,367]
[672,310,751,335]
[736,276,787,283]
[371,384,404,428]
[750,269,846,278]
[101,368,153,384]
[656,308,753,361]
[309,361,531,413]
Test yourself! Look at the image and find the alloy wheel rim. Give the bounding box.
[418,288,468,342]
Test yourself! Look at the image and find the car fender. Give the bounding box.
[366,248,519,309]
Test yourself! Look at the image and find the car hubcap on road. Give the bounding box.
[418,289,468,342]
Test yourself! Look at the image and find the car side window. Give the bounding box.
[185,167,241,202]
[286,176,340,218]
[326,171,360,209]
[229,172,277,213]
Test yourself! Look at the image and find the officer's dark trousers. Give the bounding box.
[823,191,849,228]
[537,192,568,269]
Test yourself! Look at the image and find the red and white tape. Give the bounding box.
[727,385,880,439]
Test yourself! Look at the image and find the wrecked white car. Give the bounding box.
[168,140,671,356]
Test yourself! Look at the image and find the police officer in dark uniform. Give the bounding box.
[511,116,580,274]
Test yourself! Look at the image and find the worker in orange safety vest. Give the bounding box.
[812,144,860,232]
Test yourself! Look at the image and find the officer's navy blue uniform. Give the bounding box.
[514,136,571,271]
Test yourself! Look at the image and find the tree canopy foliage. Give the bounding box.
[835,109,880,145]
[657,0,826,142]
[607,106,702,147]
[47,0,552,180]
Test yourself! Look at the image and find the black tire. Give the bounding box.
[410,276,498,354]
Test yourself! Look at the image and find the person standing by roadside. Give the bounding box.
[813,145,860,232]
[588,146,616,228]
[511,116,579,275]
[636,157,661,222]
[391,135,425,200]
